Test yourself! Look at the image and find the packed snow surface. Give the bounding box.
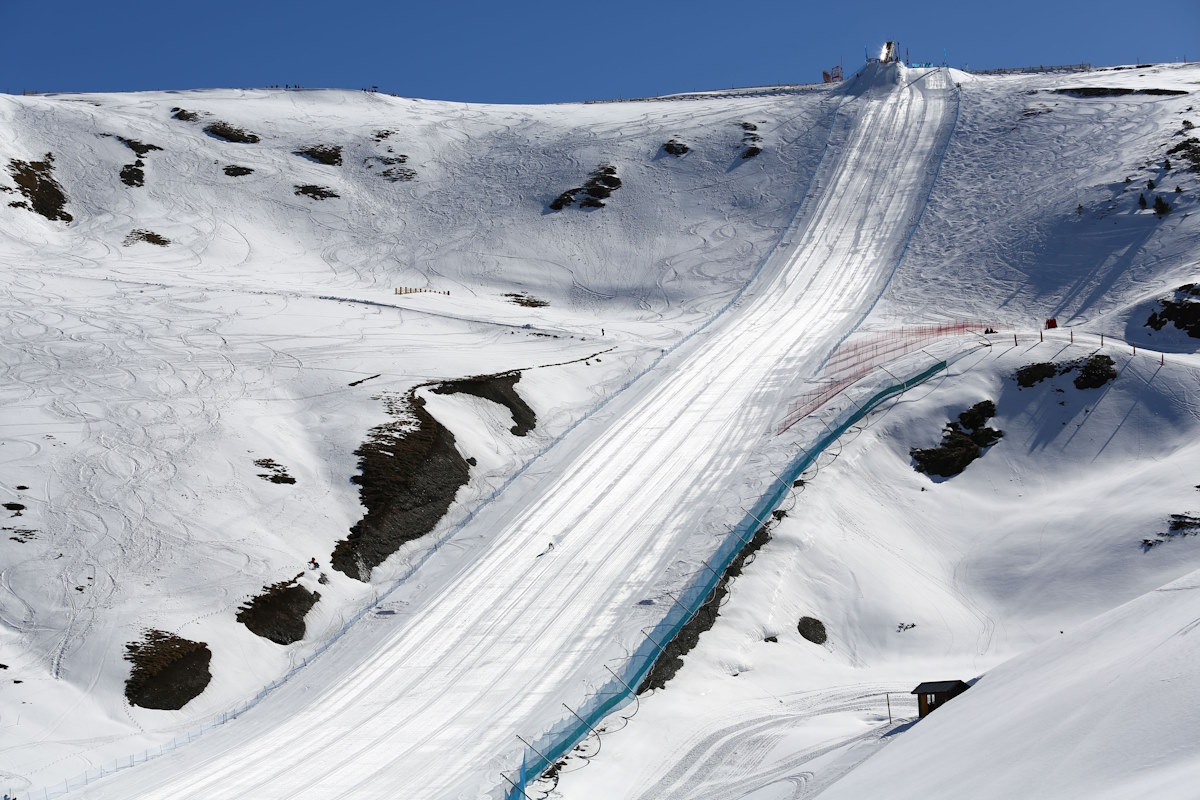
[0,59,1197,799]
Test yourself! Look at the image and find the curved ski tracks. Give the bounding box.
[68,68,956,800]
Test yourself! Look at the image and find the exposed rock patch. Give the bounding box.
[124,630,212,710]
[364,154,415,182]
[114,136,163,158]
[1148,284,1200,336]
[332,392,470,581]
[663,139,689,156]
[433,372,536,436]
[550,164,622,211]
[119,161,146,187]
[911,400,1004,478]
[8,154,72,222]
[1016,361,1059,388]
[1167,138,1200,173]
[123,229,170,247]
[5,526,36,543]
[797,616,827,644]
[1072,354,1118,389]
[295,184,339,200]
[504,292,548,308]
[295,144,342,166]
[204,121,260,144]
[236,574,320,645]
[740,121,763,159]
[254,457,295,484]
[1016,354,1118,391]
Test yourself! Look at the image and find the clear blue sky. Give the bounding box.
[5,0,1197,102]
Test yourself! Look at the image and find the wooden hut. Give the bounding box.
[911,680,969,718]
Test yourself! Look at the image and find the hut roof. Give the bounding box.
[911,680,969,695]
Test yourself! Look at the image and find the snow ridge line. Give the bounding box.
[41,91,852,800]
[505,357,954,798]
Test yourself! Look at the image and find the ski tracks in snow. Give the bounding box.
[70,66,961,800]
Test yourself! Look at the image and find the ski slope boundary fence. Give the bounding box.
[504,358,950,798]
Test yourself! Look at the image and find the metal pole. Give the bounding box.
[664,591,695,618]
[766,469,792,493]
[641,627,670,656]
[887,693,892,723]
[726,522,754,547]
[515,735,555,772]
[500,772,533,800]
[562,703,604,756]
[604,664,641,700]
[695,561,724,605]
[744,507,771,531]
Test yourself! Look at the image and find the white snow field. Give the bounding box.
[0,58,1198,800]
[815,564,1200,800]
[560,334,1200,800]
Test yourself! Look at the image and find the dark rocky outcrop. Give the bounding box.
[124,630,211,710]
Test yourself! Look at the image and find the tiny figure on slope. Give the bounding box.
[536,542,555,558]
[309,557,319,570]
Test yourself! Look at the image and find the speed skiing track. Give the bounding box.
[71,65,957,800]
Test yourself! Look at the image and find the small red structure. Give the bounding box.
[1045,318,1058,329]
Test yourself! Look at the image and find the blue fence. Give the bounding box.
[505,358,948,797]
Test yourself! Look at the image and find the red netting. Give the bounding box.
[776,322,991,434]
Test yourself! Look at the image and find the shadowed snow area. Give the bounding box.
[816,567,1200,800]
[0,60,1198,800]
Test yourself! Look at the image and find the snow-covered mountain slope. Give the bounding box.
[882,62,1200,332]
[50,62,960,800]
[0,59,1197,799]
[816,565,1200,800]
[0,82,837,793]
[559,333,1200,799]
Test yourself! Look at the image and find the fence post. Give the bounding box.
[663,591,695,618]
[1100,334,1104,347]
[562,703,604,755]
[640,627,670,657]
[515,734,555,772]
[500,772,533,800]
[1013,334,1018,347]
[603,664,640,699]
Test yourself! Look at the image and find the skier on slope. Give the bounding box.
[536,542,555,558]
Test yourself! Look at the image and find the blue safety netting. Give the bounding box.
[505,358,948,797]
